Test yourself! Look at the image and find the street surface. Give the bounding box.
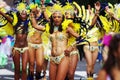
[0,58,102,80]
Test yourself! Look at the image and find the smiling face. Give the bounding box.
[52,11,63,26]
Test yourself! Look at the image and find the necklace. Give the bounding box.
[54,26,59,32]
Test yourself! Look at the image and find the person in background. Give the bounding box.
[97,33,120,80]
[83,1,103,79]
[102,32,114,62]
[63,3,80,80]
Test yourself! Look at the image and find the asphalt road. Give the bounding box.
[0,57,102,80]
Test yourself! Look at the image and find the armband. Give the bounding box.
[76,36,81,41]
[76,36,82,44]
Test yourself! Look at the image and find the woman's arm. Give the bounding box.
[91,1,101,27]
[41,5,50,22]
[30,12,45,31]
[65,26,80,56]
[0,11,13,23]
[67,26,80,38]
[112,15,120,23]
[107,12,120,23]
[105,6,120,23]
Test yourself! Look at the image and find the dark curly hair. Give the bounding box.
[49,15,65,34]
[103,33,120,80]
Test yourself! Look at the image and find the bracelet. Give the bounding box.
[76,36,82,41]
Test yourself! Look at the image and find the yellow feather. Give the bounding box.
[85,10,90,23]
[99,16,111,33]
[73,2,82,17]
[81,5,86,21]
[63,2,74,16]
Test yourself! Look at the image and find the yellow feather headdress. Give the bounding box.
[48,3,63,14]
[114,3,120,19]
[73,2,82,17]
[16,2,27,13]
[28,3,38,10]
[62,3,74,16]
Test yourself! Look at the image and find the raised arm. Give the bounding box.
[41,5,50,22]
[30,12,45,31]
[0,11,13,23]
[112,15,120,23]
[105,7,120,23]
[91,1,101,26]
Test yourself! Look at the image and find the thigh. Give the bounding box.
[13,50,20,70]
[83,45,92,65]
[36,46,44,65]
[56,56,70,80]
[28,46,35,63]
[92,49,99,64]
[49,61,57,80]
[69,54,78,73]
[22,50,29,69]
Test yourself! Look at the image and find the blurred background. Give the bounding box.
[4,0,120,8]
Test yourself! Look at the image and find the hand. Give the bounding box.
[64,46,73,56]
[94,1,101,11]
[30,12,35,18]
[41,5,46,12]
[0,1,7,8]
[41,0,45,5]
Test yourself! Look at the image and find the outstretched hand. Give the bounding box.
[30,12,35,18]
[0,1,7,8]
[94,1,101,11]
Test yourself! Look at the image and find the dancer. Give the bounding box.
[63,3,80,80]
[0,3,29,80]
[30,3,82,80]
[27,3,49,80]
[83,1,102,79]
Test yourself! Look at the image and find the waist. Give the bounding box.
[14,41,28,47]
[28,37,42,43]
[84,45,99,52]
